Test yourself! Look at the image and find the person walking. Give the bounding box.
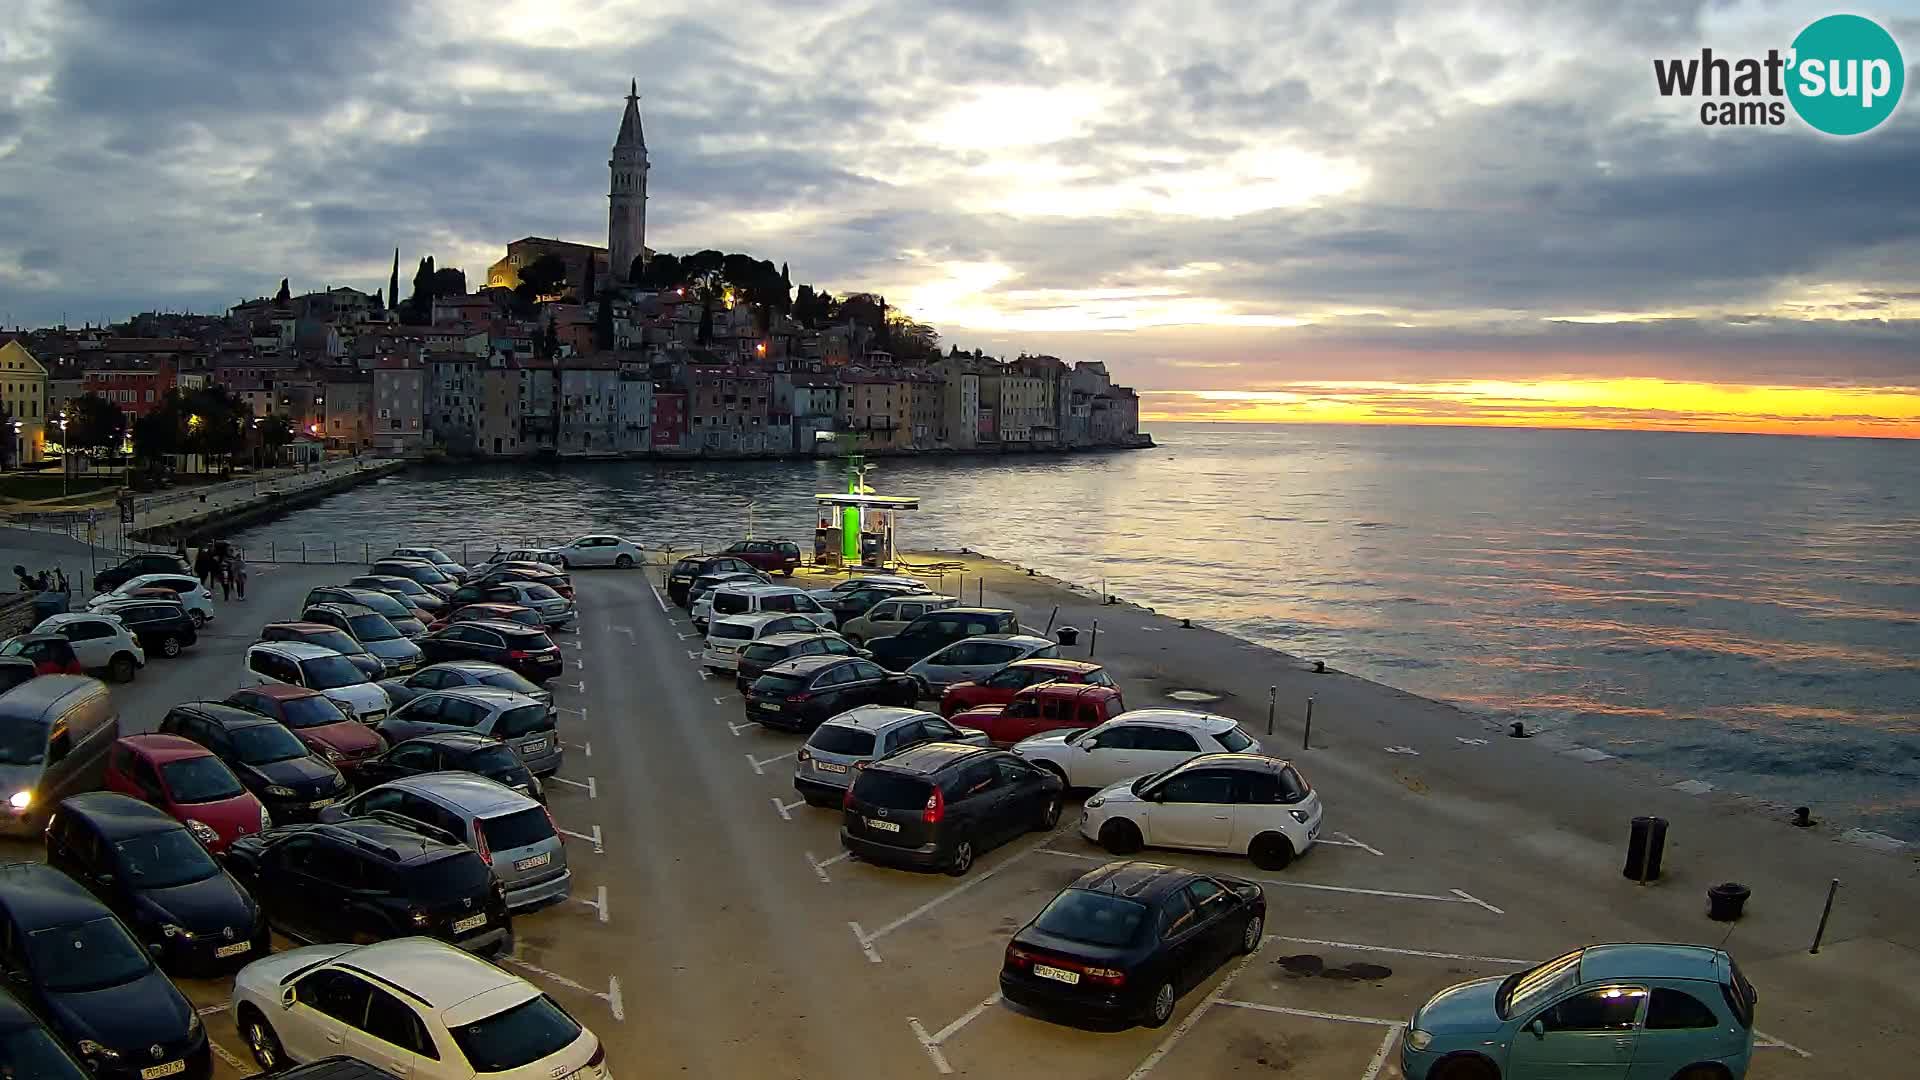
[232,550,249,601]
[194,546,214,588]
[216,557,232,601]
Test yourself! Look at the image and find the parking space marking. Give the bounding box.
[209,1039,250,1073]
[1361,1024,1404,1080]
[806,849,851,883]
[1214,996,1409,1079]
[1039,848,1500,913]
[1271,936,1532,966]
[712,694,735,705]
[572,657,584,669]
[559,639,582,650]
[648,584,668,612]
[551,775,597,798]
[1755,1032,1811,1057]
[502,956,625,1022]
[567,740,593,756]
[557,824,605,853]
[197,1003,230,1016]
[1125,946,1264,1080]
[554,679,587,692]
[747,750,798,775]
[728,720,755,737]
[611,625,634,638]
[1319,833,1384,856]
[556,704,587,717]
[849,839,1048,962]
[1449,888,1505,914]
[908,992,1001,1075]
[679,633,700,641]
[698,668,713,680]
[771,796,807,821]
[686,649,701,660]
[578,884,609,922]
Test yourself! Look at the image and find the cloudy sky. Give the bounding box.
[4,0,1918,435]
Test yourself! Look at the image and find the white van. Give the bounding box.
[245,641,394,724]
[703,612,837,672]
[707,584,836,632]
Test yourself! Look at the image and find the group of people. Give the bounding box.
[187,539,248,601]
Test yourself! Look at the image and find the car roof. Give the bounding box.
[57,791,181,837]
[1009,658,1101,675]
[1070,859,1196,902]
[266,621,339,634]
[36,612,116,628]
[0,863,111,930]
[119,733,214,762]
[1020,681,1121,701]
[819,705,937,732]
[1161,752,1295,776]
[326,938,520,1011]
[253,641,344,661]
[384,771,542,814]
[453,603,530,614]
[1578,944,1728,984]
[769,654,854,674]
[1106,708,1240,733]
[714,583,802,596]
[919,606,1011,617]
[242,683,326,701]
[424,686,540,708]
[422,659,520,674]
[308,603,376,617]
[943,633,1051,650]
[455,619,545,635]
[714,612,806,628]
[178,702,282,729]
[308,818,467,865]
[0,674,103,714]
[872,741,996,775]
[0,982,39,1028]
[400,731,501,751]
[755,632,837,647]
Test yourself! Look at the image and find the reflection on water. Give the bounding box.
[235,423,1920,839]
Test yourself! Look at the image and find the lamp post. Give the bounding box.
[57,416,68,496]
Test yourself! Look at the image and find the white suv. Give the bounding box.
[232,937,611,1079]
[703,612,833,672]
[245,641,394,724]
[1079,752,1323,870]
[1011,709,1260,791]
[29,612,144,682]
[88,572,215,626]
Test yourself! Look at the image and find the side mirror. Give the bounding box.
[1078,741,1094,752]
[280,987,297,1010]
[148,943,164,958]
[94,871,114,886]
[1527,1018,1545,1039]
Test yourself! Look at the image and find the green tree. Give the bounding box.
[275,278,290,303]
[639,252,680,290]
[432,266,467,297]
[132,395,181,472]
[0,405,14,469]
[519,255,568,297]
[257,414,294,465]
[66,394,127,455]
[594,293,615,350]
[583,255,597,301]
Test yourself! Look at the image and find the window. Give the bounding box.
[953,760,1000,799]
[993,757,1035,784]
[847,660,888,682]
[1184,878,1224,912]
[1540,987,1647,1032]
[1089,725,1140,750]
[1158,888,1196,937]
[363,985,435,1055]
[388,743,440,770]
[297,968,373,1026]
[1137,728,1201,753]
[1159,770,1236,804]
[1645,988,1720,1030]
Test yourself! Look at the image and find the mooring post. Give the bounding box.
[1088,619,1099,657]
[1810,878,1840,954]
[1266,685,1277,736]
[1045,605,1059,635]
[1302,696,1315,750]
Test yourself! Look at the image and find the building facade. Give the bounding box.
[0,341,47,463]
[609,80,650,284]
[371,357,426,455]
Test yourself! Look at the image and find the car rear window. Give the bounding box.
[482,807,554,851]
[497,705,553,738]
[713,592,750,615]
[477,670,541,694]
[278,694,351,730]
[753,673,807,696]
[808,725,876,756]
[407,852,496,905]
[350,592,409,617]
[1214,727,1255,752]
[1033,888,1150,947]
[450,994,582,1073]
[1722,958,1756,1028]
[710,622,753,641]
[741,643,788,665]
[466,745,525,776]
[505,630,557,650]
[851,770,934,811]
[673,558,701,576]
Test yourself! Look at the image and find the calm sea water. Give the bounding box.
[233,423,1920,840]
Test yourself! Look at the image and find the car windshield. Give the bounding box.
[1214,727,1255,752]
[305,629,366,655]
[232,724,310,765]
[450,994,582,1073]
[0,1024,88,1080]
[524,584,561,601]
[1498,950,1584,1019]
[1033,889,1150,947]
[114,829,220,889]
[278,694,350,729]
[673,559,701,576]
[496,705,553,738]
[477,669,541,694]
[347,614,401,641]
[300,655,367,689]
[851,771,933,811]
[28,916,150,992]
[160,756,245,802]
[710,622,754,641]
[406,853,495,905]
[414,549,454,564]
[0,721,45,765]
[807,725,876,756]
[405,565,451,584]
[377,577,430,597]
[482,807,554,851]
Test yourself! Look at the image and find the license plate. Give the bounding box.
[452,913,488,933]
[214,941,252,958]
[142,1062,186,1080]
[758,702,781,711]
[1033,964,1080,985]
[521,739,548,754]
[309,798,335,810]
[514,852,552,871]
[865,817,900,833]
[816,761,848,774]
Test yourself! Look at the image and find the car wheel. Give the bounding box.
[1239,913,1264,954]
[1249,833,1296,871]
[239,1007,285,1072]
[1099,819,1143,855]
[556,555,569,568]
[1430,1055,1500,1080]
[615,554,634,569]
[1032,761,1069,789]
[108,653,137,683]
[1144,981,1177,1028]
[946,838,976,876]
[1035,794,1062,831]
[159,635,183,658]
[1671,1068,1732,1080]
[845,633,863,646]
[189,610,207,628]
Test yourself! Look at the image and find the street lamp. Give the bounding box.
[57,416,68,496]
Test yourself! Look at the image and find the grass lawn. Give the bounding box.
[0,473,125,502]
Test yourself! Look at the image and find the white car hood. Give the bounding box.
[1016,730,1078,750]
[1089,780,1142,805]
[324,682,391,715]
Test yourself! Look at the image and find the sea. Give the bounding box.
[230,423,1920,842]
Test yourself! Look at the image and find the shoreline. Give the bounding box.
[403,435,1156,465]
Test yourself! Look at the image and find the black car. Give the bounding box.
[0,863,210,1080]
[352,732,544,801]
[91,553,192,595]
[366,559,458,598]
[377,660,554,711]
[840,743,1063,875]
[471,565,572,598]
[43,793,266,975]
[1,983,90,1079]
[817,582,931,624]
[92,599,199,659]
[224,816,510,954]
[667,554,759,606]
[1000,860,1266,1028]
[735,632,868,691]
[415,620,564,682]
[348,574,447,613]
[439,580,533,616]
[304,587,429,638]
[865,608,1023,670]
[744,655,919,732]
[157,703,351,823]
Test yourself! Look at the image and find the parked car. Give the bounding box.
[0,675,117,834]
[28,613,144,683]
[722,538,803,575]
[863,607,1021,669]
[225,685,387,776]
[554,534,643,568]
[387,546,468,580]
[366,559,458,599]
[353,732,543,802]
[0,862,210,1080]
[415,621,565,682]
[303,587,429,638]
[375,687,561,776]
[103,734,269,852]
[0,984,90,1080]
[1013,710,1261,791]
[744,655,921,732]
[472,564,573,600]
[704,612,836,672]
[906,633,1058,696]
[1000,860,1266,1028]
[449,580,575,627]
[840,743,1064,875]
[707,584,834,631]
[667,554,759,605]
[86,598,199,659]
[481,547,564,570]
[377,660,553,712]
[258,621,384,680]
[792,706,988,807]
[91,552,192,595]
[230,938,606,1078]
[837,593,963,645]
[321,772,570,911]
[348,574,446,613]
[687,571,773,630]
[45,792,267,974]
[0,633,84,675]
[428,601,546,633]
[954,682,1128,746]
[941,658,1117,716]
[245,641,394,723]
[0,655,38,693]
[224,817,509,955]
[1081,752,1322,869]
[1402,944,1758,1080]
[87,573,214,626]
[156,703,350,824]
[734,631,867,691]
[810,580,932,624]
[301,603,425,675]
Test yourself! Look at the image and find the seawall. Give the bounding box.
[128,458,405,545]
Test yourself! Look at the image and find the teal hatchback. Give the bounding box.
[1402,943,1756,1080]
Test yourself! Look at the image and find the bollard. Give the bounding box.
[331,541,337,562]
[1302,696,1314,749]
[977,578,984,606]
[1265,686,1277,736]
[1625,816,1668,883]
[1044,605,1059,635]
[1088,619,1099,657]
[1810,878,1840,953]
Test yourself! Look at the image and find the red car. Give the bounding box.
[103,734,269,851]
[952,682,1127,746]
[428,602,547,632]
[0,634,84,675]
[723,539,803,576]
[223,684,386,774]
[939,658,1118,717]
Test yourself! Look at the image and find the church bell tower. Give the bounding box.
[609,80,649,286]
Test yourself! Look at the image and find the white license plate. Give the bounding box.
[309,798,335,810]
[514,852,552,871]
[816,761,848,774]
[452,913,489,933]
[214,941,252,958]
[142,1062,186,1080]
[521,739,548,754]
[758,702,781,711]
[1033,964,1081,985]
[864,817,900,833]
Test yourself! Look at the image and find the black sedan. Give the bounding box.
[156,703,351,823]
[734,632,868,691]
[415,620,565,682]
[743,654,919,732]
[0,863,210,1080]
[351,732,544,801]
[44,793,267,975]
[377,659,553,711]
[91,552,192,595]
[0,984,89,1080]
[1000,860,1266,1028]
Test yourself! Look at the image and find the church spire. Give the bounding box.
[616,79,645,149]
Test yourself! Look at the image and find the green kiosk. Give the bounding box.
[813,456,920,569]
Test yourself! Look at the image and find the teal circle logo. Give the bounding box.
[1787,14,1904,135]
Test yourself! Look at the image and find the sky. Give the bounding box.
[2,0,1918,437]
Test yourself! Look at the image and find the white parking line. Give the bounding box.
[1217,999,1401,1027]
[1319,833,1384,856]
[1125,947,1265,1080]
[557,824,604,853]
[1038,849,1501,912]
[1270,936,1533,966]
[1755,1032,1811,1057]
[611,625,634,638]
[686,649,701,660]
[1449,889,1505,915]
[566,740,593,756]
[578,885,609,923]
[556,704,587,717]
[771,796,807,821]
[551,775,597,799]
[712,694,735,705]
[806,849,850,883]
[1361,1024,1405,1080]
[908,992,1001,1074]
[728,720,755,737]
[648,584,668,613]
[553,680,587,692]
[849,839,1048,962]
[679,633,699,641]
[502,956,625,1022]
[559,639,581,650]
[746,750,797,775]
[571,657,584,669]
[209,1039,250,1073]
[698,669,713,680]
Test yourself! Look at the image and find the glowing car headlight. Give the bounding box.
[184,819,220,846]
[1406,1029,1434,1051]
[8,790,30,810]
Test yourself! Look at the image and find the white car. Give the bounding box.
[26,612,145,682]
[1079,752,1323,870]
[389,545,470,580]
[1012,709,1261,791]
[704,612,836,671]
[232,937,611,1079]
[245,640,394,724]
[88,572,215,626]
[555,534,643,569]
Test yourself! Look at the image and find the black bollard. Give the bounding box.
[1624,816,1668,882]
[1707,882,1751,921]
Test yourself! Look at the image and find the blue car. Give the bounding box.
[1402,943,1757,1080]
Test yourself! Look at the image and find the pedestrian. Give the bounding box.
[232,550,248,601]
[13,565,33,592]
[194,547,214,588]
[217,558,232,601]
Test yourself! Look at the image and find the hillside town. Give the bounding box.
[0,83,1146,469]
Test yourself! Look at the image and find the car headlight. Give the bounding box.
[322,746,345,763]
[77,1039,121,1059]
[7,790,29,810]
[184,819,220,845]
[409,911,430,927]
[1288,809,1311,824]
[1084,794,1107,809]
[1406,1029,1434,1051]
[259,806,273,830]
[188,1011,202,1035]
[265,785,297,798]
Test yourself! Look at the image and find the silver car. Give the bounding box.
[905,634,1058,696]
[323,772,570,911]
[791,705,989,807]
[491,580,576,627]
[375,686,563,775]
[302,602,425,675]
